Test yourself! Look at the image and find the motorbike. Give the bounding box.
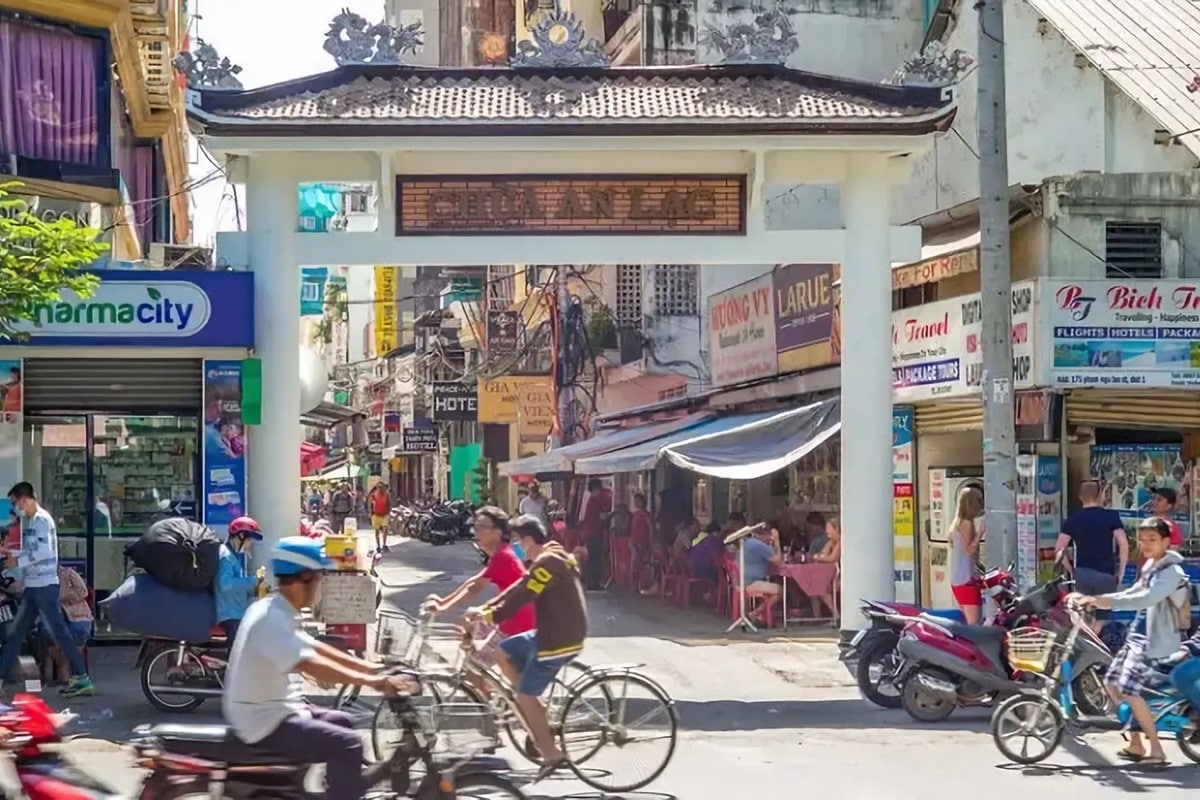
[415,499,474,545]
[894,573,1112,722]
[846,567,1012,709]
[991,598,1200,765]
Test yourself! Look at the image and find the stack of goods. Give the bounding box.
[99,518,221,643]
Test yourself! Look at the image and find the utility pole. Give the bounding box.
[977,0,1017,573]
[555,267,576,447]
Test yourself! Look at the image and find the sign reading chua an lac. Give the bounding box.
[396,175,745,235]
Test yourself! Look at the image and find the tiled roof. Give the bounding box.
[190,64,956,135]
[1027,0,1200,159]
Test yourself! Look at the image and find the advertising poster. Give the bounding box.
[1046,280,1200,387]
[773,263,841,373]
[708,273,777,387]
[477,376,551,424]
[1035,456,1063,581]
[202,361,247,532]
[0,360,22,548]
[892,407,916,602]
[1015,455,1039,588]
[373,266,398,357]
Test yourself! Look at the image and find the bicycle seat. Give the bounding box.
[917,616,1005,642]
[150,724,304,766]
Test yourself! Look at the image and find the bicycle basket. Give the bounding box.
[374,610,419,659]
[1006,627,1060,673]
[422,702,500,759]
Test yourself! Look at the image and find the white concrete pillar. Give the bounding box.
[245,156,301,567]
[839,153,895,629]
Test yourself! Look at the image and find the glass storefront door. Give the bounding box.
[24,414,200,640]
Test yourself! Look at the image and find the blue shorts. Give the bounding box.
[498,630,574,697]
[42,619,91,647]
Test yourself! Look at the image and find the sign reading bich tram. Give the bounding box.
[892,281,1037,403]
[1046,280,1200,388]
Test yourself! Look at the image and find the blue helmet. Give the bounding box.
[270,536,332,577]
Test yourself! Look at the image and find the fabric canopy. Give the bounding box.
[662,397,841,480]
[572,411,781,475]
[303,462,367,482]
[496,412,713,476]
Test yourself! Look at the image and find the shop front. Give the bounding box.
[892,280,1054,606]
[1044,279,1200,572]
[0,270,255,638]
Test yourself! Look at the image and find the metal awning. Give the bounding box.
[300,401,365,429]
[497,412,714,477]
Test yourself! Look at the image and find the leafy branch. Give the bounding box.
[310,278,349,345]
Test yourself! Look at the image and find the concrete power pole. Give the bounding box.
[555,267,576,448]
[977,0,1017,572]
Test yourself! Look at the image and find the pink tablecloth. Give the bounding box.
[776,562,837,597]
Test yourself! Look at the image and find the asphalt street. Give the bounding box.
[17,538,1200,798]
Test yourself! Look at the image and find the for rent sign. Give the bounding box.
[708,273,777,387]
[893,281,1037,402]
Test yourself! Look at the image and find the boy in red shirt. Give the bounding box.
[1151,488,1185,549]
[425,506,536,637]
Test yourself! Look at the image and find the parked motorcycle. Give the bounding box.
[845,574,1007,709]
[894,574,1112,722]
[415,499,474,545]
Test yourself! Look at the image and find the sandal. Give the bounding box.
[1116,748,1145,761]
[534,757,567,782]
[1139,755,1169,767]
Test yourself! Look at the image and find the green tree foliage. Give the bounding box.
[0,182,106,341]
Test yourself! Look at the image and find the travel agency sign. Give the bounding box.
[7,271,255,348]
[708,273,777,388]
[1045,280,1200,388]
[893,281,1037,402]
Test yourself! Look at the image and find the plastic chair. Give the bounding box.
[672,558,716,610]
[611,538,633,589]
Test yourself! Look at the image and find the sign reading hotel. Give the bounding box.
[893,281,1037,403]
[1046,280,1200,388]
[773,263,841,373]
[395,175,746,235]
[708,273,777,387]
[477,375,553,424]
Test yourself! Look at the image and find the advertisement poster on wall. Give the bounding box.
[893,280,1037,403]
[1015,455,1039,589]
[1045,280,1200,387]
[373,266,398,357]
[773,263,841,373]
[892,407,916,603]
[708,273,777,387]
[0,360,21,548]
[1036,456,1063,582]
[203,361,247,533]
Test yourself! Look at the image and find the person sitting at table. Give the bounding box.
[811,517,841,564]
[742,525,784,625]
[689,517,732,583]
[803,512,829,557]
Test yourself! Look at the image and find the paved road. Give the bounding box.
[22,539,1200,797]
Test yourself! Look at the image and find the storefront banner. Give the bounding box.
[773,263,841,373]
[1015,455,1039,589]
[477,375,552,424]
[486,310,522,357]
[373,266,398,357]
[893,280,1037,403]
[8,271,254,348]
[1036,456,1063,582]
[1044,280,1200,387]
[892,407,916,602]
[202,361,248,533]
[708,273,777,387]
[300,268,329,316]
[431,382,478,421]
[401,427,439,452]
[0,360,22,549]
[517,380,556,443]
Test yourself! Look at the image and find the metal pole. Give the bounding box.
[977,0,1017,571]
[556,267,575,447]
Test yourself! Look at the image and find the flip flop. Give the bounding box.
[534,758,567,782]
[1116,748,1145,761]
[1138,755,1169,767]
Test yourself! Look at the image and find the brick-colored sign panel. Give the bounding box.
[396,175,746,236]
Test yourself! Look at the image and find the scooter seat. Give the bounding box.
[924,608,967,623]
[150,724,305,766]
[918,616,1005,643]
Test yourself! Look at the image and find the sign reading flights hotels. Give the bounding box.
[395,175,745,235]
[1045,280,1200,388]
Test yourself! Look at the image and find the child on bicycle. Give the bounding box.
[1077,517,1189,766]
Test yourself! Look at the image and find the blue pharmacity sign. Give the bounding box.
[8,270,255,348]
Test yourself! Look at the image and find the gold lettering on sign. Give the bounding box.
[777,271,833,318]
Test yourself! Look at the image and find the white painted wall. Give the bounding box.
[897,1,1200,223]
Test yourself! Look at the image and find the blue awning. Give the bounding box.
[573,411,781,475]
[663,397,841,480]
[497,412,714,477]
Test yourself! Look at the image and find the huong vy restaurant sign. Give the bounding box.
[396,175,746,235]
[892,281,1037,403]
[708,273,777,388]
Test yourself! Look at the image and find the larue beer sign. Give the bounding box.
[396,175,746,235]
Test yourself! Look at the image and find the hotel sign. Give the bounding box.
[396,175,746,235]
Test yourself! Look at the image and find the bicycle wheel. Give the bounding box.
[558,670,678,793]
[990,694,1065,765]
[450,771,527,797]
[371,674,485,761]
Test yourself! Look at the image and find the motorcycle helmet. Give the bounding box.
[228,516,263,540]
[270,536,332,577]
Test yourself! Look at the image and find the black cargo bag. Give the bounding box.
[124,517,221,592]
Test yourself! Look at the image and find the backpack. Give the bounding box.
[124,517,222,592]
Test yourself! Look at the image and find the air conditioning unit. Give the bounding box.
[149,243,214,270]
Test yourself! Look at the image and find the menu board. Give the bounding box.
[316,572,377,625]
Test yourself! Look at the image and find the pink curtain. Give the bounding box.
[0,19,100,166]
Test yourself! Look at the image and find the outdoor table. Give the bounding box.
[774,561,838,629]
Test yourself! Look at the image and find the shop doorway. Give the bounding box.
[23,414,200,640]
